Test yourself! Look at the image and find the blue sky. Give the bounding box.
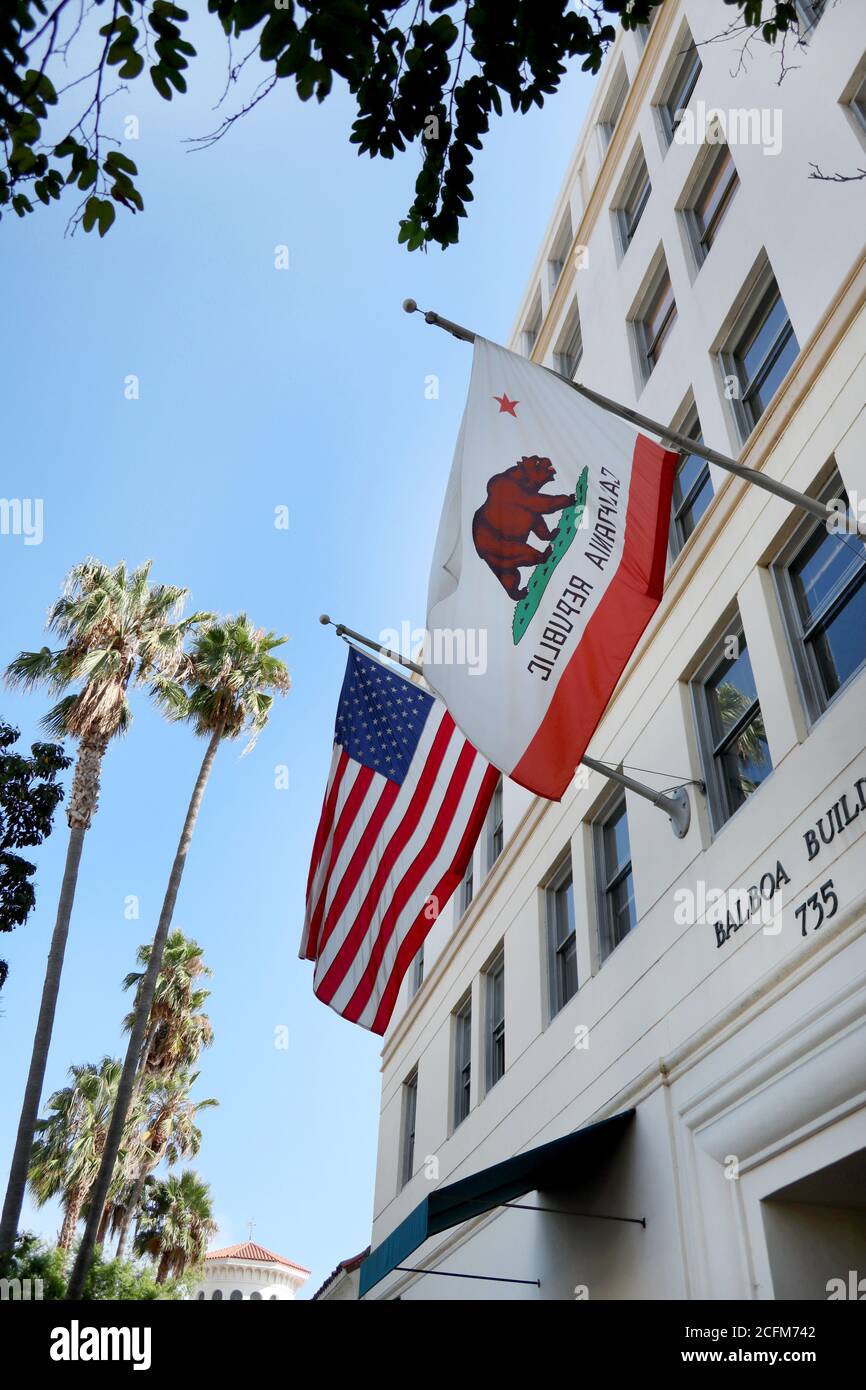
[0,14,594,1293]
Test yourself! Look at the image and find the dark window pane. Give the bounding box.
[706,644,759,742]
[695,148,738,249]
[554,877,575,948]
[678,472,713,540]
[744,325,798,419]
[718,712,772,810]
[809,574,866,699]
[557,936,578,1005]
[674,448,706,506]
[741,292,789,380]
[791,527,865,626]
[610,870,636,947]
[603,805,631,877]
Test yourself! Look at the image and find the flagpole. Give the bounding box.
[320,617,693,838]
[402,300,831,524]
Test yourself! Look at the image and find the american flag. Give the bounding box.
[300,645,499,1033]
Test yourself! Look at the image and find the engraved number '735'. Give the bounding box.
[795,880,839,937]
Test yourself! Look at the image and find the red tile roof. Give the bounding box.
[206,1241,310,1274]
[311,1248,370,1300]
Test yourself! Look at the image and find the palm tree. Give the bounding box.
[112,1070,217,1262]
[0,559,202,1258]
[67,616,289,1296]
[27,1057,123,1254]
[122,930,213,1077]
[135,1168,217,1284]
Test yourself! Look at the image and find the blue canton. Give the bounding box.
[334,646,433,784]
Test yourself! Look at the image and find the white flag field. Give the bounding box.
[425,338,680,801]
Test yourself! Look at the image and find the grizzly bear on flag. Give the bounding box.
[472,454,575,600]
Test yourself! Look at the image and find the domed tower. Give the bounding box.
[193,1242,310,1300]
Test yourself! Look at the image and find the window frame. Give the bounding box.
[410,943,424,997]
[598,60,629,149]
[553,300,583,380]
[771,474,866,723]
[658,37,702,146]
[719,271,799,441]
[452,993,472,1130]
[849,70,866,138]
[400,1067,418,1189]
[486,777,504,872]
[594,792,637,962]
[613,145,652,258]
[545,854,578,1020]
[684,143,739,266]
[669,405,713,559]
[691,617,774,833]
[484,946,506,1094]
[633,258,678,383]
[458,851,474,916]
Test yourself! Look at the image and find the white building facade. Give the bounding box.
[193,1242,310,1300]
[362,0,866,1300]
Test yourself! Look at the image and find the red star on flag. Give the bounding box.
[494,392,519,416]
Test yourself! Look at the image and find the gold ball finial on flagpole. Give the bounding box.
[402,298,418,314]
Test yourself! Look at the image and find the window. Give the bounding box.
[546,858,577,1018]
[687,144,739,262]
[212,1289,223,1300]
[658,34,702,144]
[796,0,827,35]
[596,796,636,960]
[548,211,573,294]
[634,260,677,380]
[484,947,505,1092]
[458,853,474,915]
[554,301,583,379]
[410,944,424,997]
[722,275,799,438]
[850,72,866,137]
[400,1069,418,1187]
[670,408,713,557]
[250,1292,262,1301]
[614,149,651,255]
[197,1291,205,1300]
[522,293,542,357]
[773,476,866,720]
[229,1289,243,1300]
[693,621,773,830]
[599,61,629,148]
[486,777,503,871]
[452,993,472,1128]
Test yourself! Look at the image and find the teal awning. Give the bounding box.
[359,1109,634,1297]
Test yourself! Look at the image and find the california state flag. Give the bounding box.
[425,338,679,801]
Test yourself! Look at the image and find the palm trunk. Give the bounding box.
[0,742,104,1259]
[156,1252,171,1285]
[95,1200,111,1249]
[66,725,224,1300]
[58,1187,85,1253]
[115,1167,149,1262]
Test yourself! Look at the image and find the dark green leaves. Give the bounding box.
[83,196,116,237]
[0,0,810,245]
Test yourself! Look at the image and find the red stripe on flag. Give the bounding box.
[315,776,402,958]
[302,750,350,960]
[338,740,479,1025]
[305,763,375,959]
[314,713,457,1003]
[510,435,678,801]
[368,763,502,1034]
